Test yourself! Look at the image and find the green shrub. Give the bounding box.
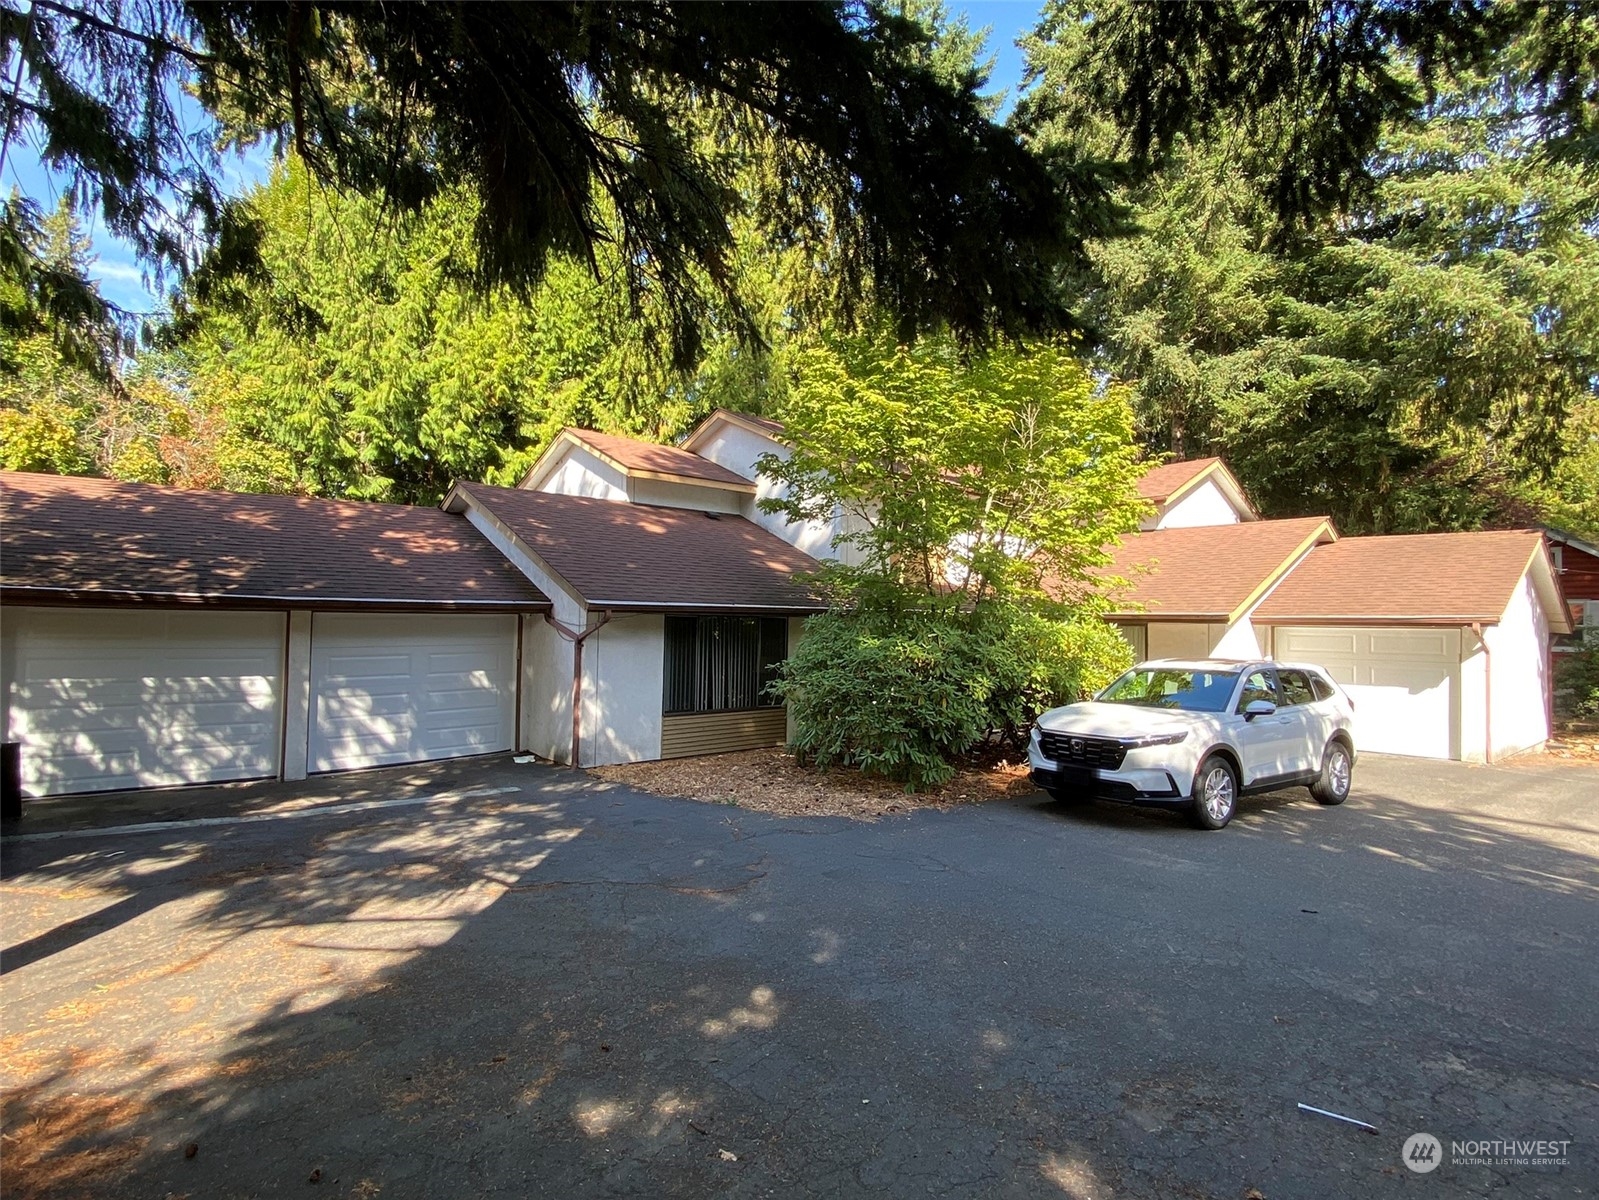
[980,607,1134,739]
[1555,642,1599,720]
[774,604,1132,789]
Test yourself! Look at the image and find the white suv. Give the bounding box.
[1029,659,1356,830]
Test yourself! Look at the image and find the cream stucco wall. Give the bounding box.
[580,614,665,766]
[1211,616,1265,658]
[539,446,629,500]
[521,616,573,763]
[630,476,745,513]
[694,424,869,565]
[1142,479,1245,531]
[534,439,750,514]
[1483,574,1552,759]
[1124,617,1263,662]
[1146,622,1228,660]
[460,502,585,764]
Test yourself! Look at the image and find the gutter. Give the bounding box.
[543,611,613,768]
[1251,615,1501,626]
[581,600,827,615]
[0,586,550,612]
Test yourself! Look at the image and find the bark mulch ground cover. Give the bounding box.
[589,745,1036,820]
[1543,731,1599,766]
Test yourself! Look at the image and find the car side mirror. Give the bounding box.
[1243,699,1276,720]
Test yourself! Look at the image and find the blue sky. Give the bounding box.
[965,0,1042,111]
[2,2,1045,315]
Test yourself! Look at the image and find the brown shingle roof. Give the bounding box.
[703,409,786,437]
[563,429,755,488]
[680,409,788,453]
[451,482,825,612]
[1136,457,1224,504]
[1252,530,1546,623]
[1102,517,1336,622]
[0,472,550,610]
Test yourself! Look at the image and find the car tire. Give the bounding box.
[1309,740,1353,806]
[1190,754,1238,830]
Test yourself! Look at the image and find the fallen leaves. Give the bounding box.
[1544,735,1599,765]
[0,1087,152,1198]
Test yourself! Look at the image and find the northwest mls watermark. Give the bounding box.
[1402,1132,1572,1173]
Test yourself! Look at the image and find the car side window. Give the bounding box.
[1278,669,1316,707]
[1307,672,1336,702]
[1235,670,1278,713]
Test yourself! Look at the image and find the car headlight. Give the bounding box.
[1123,731,1189,748]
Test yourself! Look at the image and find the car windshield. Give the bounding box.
[1097,668,1240,712]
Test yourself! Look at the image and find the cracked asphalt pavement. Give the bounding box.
[1,752,1595,1198]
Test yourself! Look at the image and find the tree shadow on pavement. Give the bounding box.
[1,763,1596,1200]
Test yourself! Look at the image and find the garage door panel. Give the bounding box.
[426,650,497,672]
[318,690,422,718]
[1314,661,1358,687]
[1364,629,1451,659]
[424,685,502,708]
[1275,624,1457,759]
[7,609,285,797]
[309,614,515,773]
[324,653,412,675]
[1281,630,1358,658]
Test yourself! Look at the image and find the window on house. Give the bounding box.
[663,616,788,714]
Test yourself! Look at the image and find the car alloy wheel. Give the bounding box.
[1191,755,1238,829]
[1329,748,1350,795]
[1311,741,1352,806]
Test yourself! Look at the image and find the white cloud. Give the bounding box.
[91,260,148,284]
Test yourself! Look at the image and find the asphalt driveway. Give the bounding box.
[2,752,1595,1199]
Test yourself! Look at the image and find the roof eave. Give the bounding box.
[1252,614,1502,626]
[1107,611,1230,623]
[1542,525,1599,560]
[681,408,789,453]
[0,585,550,612]
[589,599,827,615]
[627,468,757,494]
[515,428,584,492]
[1525,540,1576,636]
[1157,460,1260,522]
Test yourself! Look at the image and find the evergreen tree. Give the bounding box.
[1020,3,1599,535]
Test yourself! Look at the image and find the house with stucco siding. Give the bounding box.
[0,410,1574,800]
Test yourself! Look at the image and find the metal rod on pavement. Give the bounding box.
[1297,1103,1379,1135]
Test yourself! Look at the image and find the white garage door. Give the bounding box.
[4,608,284,797]
[309,613,516,773]
[1274,626,1460,759]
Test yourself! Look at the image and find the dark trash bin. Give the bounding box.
[2,742,21,823]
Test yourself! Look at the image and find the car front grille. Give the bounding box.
[1037,731,1127,770]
